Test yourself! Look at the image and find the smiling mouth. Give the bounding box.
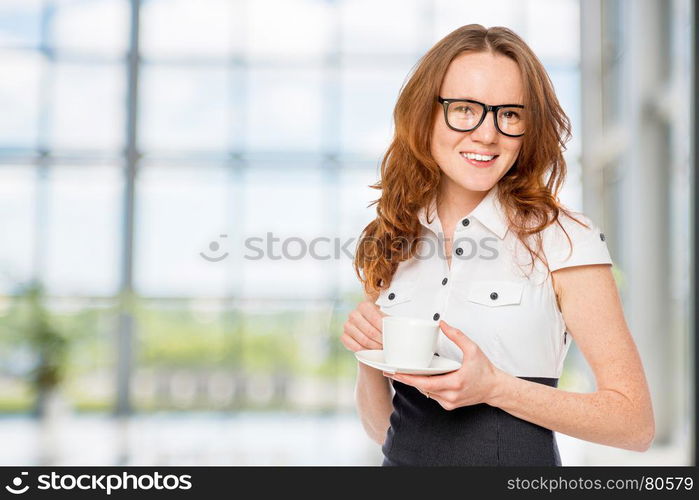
[460,152,499,167]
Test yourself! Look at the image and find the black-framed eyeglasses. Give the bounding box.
[437,96,526,137]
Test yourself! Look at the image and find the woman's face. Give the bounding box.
[431,51,525,195]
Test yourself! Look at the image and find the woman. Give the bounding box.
[342,24,654,466]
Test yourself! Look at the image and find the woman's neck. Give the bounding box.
[436,178,490,225]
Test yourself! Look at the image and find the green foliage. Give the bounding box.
[5,282,68,391]
[0,289,366,413]
[133,299,361,378]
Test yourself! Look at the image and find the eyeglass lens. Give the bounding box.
[446,101,525,135]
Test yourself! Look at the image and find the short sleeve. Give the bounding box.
[542,211,613,272]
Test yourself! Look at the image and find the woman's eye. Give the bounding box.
[454,106,474,114]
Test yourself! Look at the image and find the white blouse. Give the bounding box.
[375,183,613,378]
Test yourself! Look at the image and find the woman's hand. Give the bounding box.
[385,320,503,409]
[341,300,386,352]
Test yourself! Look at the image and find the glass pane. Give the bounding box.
[139,65,230,153]
[141,0,239,58]
[0,297,117,416]
[558,160,583,212]
[50,0,129,57]
[49,63,126,152]
[548,66,581,159]
[0,166,36,293]
[524,0,579,63]
[133,300,354,413]
[246,0,331,58]
[44,166,122,295]
[240,167,330,299]
[341,0,422,54]
[0,50,42,148]
[135,166,231,297]
[55,299,117,412]
[433,0,526,41]
[0,0,42,48]
[338,167,379,295]
[340,64,410,155]
[247,68,323,153]
[134,300,230,411]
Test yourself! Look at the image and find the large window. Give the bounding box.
[0,0,588,463]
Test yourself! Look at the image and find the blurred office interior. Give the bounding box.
[0,0,694,465]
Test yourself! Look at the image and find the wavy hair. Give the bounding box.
[353,24,587,299]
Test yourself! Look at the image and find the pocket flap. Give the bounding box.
[375,281,417,307]
[465,280,524,307]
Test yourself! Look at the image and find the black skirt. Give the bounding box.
[381,377,562,466]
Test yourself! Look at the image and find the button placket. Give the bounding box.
[433,237,452,324]
[433,274,450,323]
[452,215,472,266]
[443,222,478,324]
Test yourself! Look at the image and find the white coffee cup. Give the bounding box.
[382,316,440,368]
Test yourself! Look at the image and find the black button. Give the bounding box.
[441,277,448,286]
[388,292,395,300]
[490,292,498,300]
[433,313,440,321]
[600,233,606,241]
[462,218,470,227]
[455,247,463,256]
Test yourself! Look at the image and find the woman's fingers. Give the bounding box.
[343,321,383,351]
[340,300,386,353]
[349,309,383,346]
[340,332,364,352]
[348,321,383,350]
[390,380,452,409]
[358,300,386,333]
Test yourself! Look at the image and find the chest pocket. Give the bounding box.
[375,281,417,310]
[464,280,524,307]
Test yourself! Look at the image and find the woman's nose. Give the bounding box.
[469,111,498,143]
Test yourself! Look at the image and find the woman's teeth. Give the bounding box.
[461,152,497,161]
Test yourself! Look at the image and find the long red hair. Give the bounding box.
[354,24,585,299]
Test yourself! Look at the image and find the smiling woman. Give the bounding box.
[431,51,526,196]
[342,24,655,466]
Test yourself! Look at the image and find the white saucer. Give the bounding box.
[354,350,461,375]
